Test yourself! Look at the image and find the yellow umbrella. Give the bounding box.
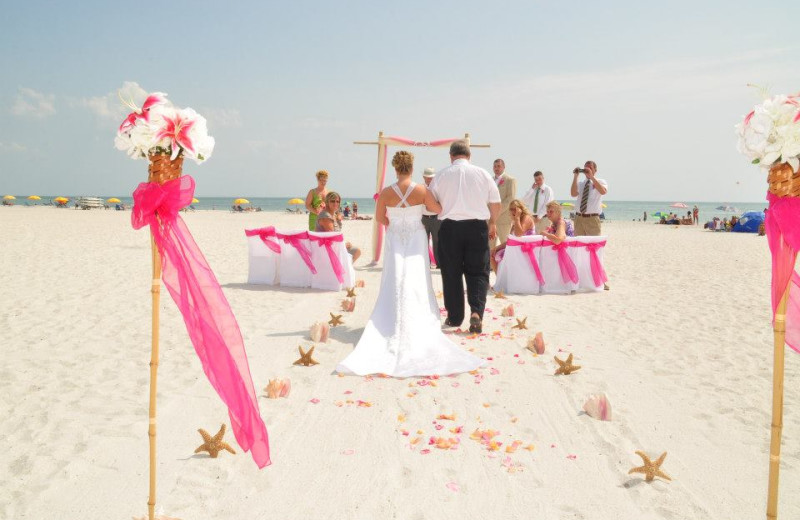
[561,202,574,207]
[27,195,41,200]
[192,198,199,204]
[54,196,69,203]
[107,197,121,203]
[601,203,607,208]
[233,198,250,205]
[3,195,15,200]
[287,198,304,205]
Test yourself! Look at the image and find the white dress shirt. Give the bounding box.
[576,178,608,215]
[430,158,501,221]
[521,183,554,219]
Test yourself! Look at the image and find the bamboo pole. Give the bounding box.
[148,235,162,520]
[767,282,791,520]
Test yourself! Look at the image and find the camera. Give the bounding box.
[573,167,586,174]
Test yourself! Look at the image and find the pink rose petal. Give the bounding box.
[420,449,431,455]
[341,449,355,455]
[446,481,460,492]
[310,398,320,404]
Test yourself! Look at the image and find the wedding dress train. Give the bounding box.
[336,196,485,377]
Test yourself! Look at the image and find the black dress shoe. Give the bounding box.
[444,318,461,327]
[468,316,482,334]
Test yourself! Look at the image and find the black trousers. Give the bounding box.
[437,219,490,325]
[421,215,441,266]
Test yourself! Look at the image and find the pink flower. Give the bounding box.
[155,109,197,160]
[118,92,167,133]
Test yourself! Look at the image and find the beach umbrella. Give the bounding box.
[192,198,199,204]
[3,195,15,200]
[233,198,250,205]
[27,195,41,200]
[561,202,574,207]
[54,196,69,203]
[601,203,607,208]
[107,197,121,203]
[287,198,304,205]
[670,202,688,208]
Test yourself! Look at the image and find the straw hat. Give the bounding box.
[423,167,436,178]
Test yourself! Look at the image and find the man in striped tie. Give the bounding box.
[570,160,607,236]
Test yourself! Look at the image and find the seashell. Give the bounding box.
[310,321,330,343]
[355,279,365,287]
[278,378,291,398]
[341,298,356,312]
[500,304,515,317]
[583,393,612,421]
[265,378,291,399]
[526,332,545,355]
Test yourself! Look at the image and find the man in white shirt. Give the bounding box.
[421,167,441,267]
[570,160,608,236]
[430,140,501,334]
[491,158,517,246]
[521,171,554,234]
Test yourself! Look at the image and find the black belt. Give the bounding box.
[576,213,600,217]
[422,214,438,218]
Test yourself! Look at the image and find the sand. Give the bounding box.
[1,206,799,519]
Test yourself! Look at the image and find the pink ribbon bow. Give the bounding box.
[276,231,316,274]
[766,192,800,354]
[549,241,579,284]
[310,234,345,283]
[245,227,282,254]
[506,238,545,285]
[131,175,271,468]
[570,240,608,287]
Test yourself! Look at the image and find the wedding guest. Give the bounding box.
[316,191,361,263]
[421,167,441,267]
[521,171,554,233]
[491,199,535,272]
[542,201,575,245]
[570,160,607,236]
[492,158,517,247]
[305,170,329,231]
[693,205,699,225]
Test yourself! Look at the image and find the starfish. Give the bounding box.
[629,451,671,482]
[293,345,319,367]
[494,290,507,299]
[329,313,344,326]
[512,317,528,330]
[194,424,236,458]
[554,353,581,375]
[346,287,356,298]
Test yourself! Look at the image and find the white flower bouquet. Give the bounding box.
[736,91,800,173]
[115,92,215,164]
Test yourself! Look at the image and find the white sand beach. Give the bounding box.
[2,206,799,520]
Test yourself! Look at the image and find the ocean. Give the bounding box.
[32,196,768,223]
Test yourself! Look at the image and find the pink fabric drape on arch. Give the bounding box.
[132,175,270,468]
[766,192,800,353]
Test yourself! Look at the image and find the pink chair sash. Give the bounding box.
[245,227,281,254]
[549,241,579,284]
[766,192,800,354]
[569,240,608,287]
[309,234,345,283]
[506,238,545,285]
[132,175,270,468]
[276,231,316,274]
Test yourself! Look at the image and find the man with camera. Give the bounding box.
[521,170,554,234]
[570,160,607,236]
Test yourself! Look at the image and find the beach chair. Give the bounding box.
[539,239,579,294]
[276,230,314,288]
[308,231,355,291]
[494,235,545,295]
[566,236,608,292]
[245,227,281,285]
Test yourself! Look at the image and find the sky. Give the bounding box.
[0,0,798,202]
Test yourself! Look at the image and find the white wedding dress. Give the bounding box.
[336,184,485,378]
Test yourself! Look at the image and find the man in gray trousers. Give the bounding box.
[421,167,441,268]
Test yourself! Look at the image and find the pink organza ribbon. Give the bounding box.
[506,238,545,285]
[276,231,316,274]
[131,175,270,468]
[548,241,579,284]
[385,136,460,148]
[570,240,608,287]
[309,234,345,283]
[245,227,281,254]
[766,192,800,354]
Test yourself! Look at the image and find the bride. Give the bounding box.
[336,151,485,377]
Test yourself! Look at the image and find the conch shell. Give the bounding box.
[341,298,356,312]
[583,393,612,421]
[500,304,515,317]
[310,321,330,343]
[526,332,545,355]
[355,279,365,288]
[265,378,291,399]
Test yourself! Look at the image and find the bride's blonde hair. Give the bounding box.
[391,151,414,174]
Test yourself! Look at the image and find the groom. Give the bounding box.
[430,140,501,334]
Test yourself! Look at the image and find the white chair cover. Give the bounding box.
[494,235,544,295]
[308,231,356,291]
[245,228,280,285]
[539,239,579,294]
[567,236,608,292]
[277,230,314,288]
